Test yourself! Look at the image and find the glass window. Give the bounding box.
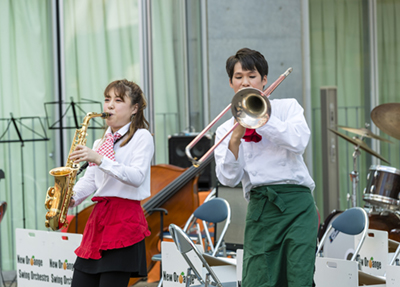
[0,0,54,271]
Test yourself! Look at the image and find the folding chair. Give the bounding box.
[183,197,231,256]
[314,207,370,287]
[316,207,369,261]
[389,243,400,266]
[169,223,236,287]
[154,195,231,287]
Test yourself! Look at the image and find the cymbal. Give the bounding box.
[329,128,389,164]
[337,125,393,143]
[371,103,400,140]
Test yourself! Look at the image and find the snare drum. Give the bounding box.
[363,165,400,210]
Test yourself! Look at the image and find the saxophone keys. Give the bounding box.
[45,187,55,211]
[45,199,53,210]
[47,186,55,197]
[45,212,52,220]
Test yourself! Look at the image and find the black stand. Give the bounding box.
[44,98,103,233]
[0,173,6,287]
[44,97,104,130]
[0,114,49,229]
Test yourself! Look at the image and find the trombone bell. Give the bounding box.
[231,87,271,129]
[185,67,292,166]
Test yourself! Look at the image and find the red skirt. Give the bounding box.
[75,197,151,260]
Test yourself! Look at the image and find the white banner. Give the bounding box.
[16,228,82,287]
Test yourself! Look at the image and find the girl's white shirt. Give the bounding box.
[72,123,154,206]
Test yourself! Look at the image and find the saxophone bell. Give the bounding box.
[45,167,75,230]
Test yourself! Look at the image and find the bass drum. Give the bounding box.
[363,165,400,210]
[318,209,342,242]
[368,208,400,242]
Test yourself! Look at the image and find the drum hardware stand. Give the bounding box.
[348,137,363,208]
[330,126,390,208]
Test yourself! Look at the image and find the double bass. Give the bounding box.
[67,156,214,286]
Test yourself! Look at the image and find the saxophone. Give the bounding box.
[45,112,110,231]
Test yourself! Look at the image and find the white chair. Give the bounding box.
[389,243,400,266]
[169,223,236,287]
[183,197,231,256]
[315,207,371,287]
[154,192,231,287]
[316,207,369,261]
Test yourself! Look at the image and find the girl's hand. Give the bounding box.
[69,145,103,165]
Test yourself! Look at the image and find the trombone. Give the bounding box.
[185,67,293,167]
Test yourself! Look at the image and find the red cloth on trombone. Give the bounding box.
[75,196,150,260]
[243,128,262,143]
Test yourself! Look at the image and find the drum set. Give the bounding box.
[323,103,400,242]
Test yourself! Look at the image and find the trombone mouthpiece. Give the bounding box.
[101,112,110,119]
[283,67,293,77]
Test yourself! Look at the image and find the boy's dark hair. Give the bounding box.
[226,48,269,80]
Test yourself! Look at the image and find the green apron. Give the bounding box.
[242,184,318,287]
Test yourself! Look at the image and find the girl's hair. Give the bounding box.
[226,48,269,81]
[103,79,150,147]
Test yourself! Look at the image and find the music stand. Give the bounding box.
[0,113,49,228]
[44,98,104,233]
[44,97,104,130]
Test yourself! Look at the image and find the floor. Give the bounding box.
[2,280,16,287]
[1,271,160,287]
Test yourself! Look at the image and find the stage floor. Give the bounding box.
[2,280,160,287]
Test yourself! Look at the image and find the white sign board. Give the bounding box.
[386,265,400,286]
[161,241,203,287]
[314,257,386,287]
[356,229,388,276]
[314,257,358,287]
[16,228,82,287]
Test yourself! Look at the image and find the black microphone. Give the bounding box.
[77,162,89,176]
